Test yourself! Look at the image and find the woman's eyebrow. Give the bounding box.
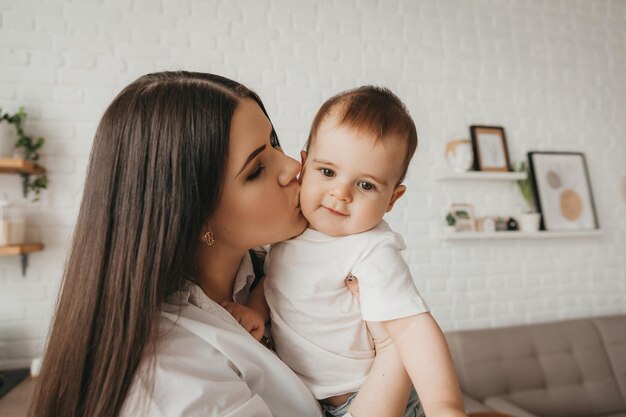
[237,144,266,176]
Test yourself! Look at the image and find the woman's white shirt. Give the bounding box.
[120,252,322,417]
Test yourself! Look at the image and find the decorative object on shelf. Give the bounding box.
[445,212,456,233]
[0,116,15,157]
[494,216,509,231]
[0,107,48,201]
[518,212,541,232]
[506,217,519,231]
[514,161,533,211]
[444,139,473,172]
[0,195,9,245]
[470,125,511,172]
[0,195,25,245]
[449,203,476,232]
[437,171,525,181]
[528,151,598,231]
[440,230,602,240]
[476,216,496,232]
[514,160,541,232]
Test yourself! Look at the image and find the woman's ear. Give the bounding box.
[199,222,213,243]
[386,185,406,212]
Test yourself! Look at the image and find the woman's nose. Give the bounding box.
[277,154,302,187]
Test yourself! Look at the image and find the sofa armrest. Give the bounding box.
[484,397,538,417]
[462,394,492,413]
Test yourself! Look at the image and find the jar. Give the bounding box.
[8,206,26,245]
[0,195,9,245]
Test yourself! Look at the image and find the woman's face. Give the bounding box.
[209,98,307,250]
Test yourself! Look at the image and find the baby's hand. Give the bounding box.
[221,301,266,342]
[345,274,360,295]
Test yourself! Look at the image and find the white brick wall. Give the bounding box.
[1,0,625,368]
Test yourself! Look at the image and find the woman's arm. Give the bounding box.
[348,320,412,417]
[344,276,413,417]
[382,313,467,417]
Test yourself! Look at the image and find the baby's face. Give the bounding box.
[300,116,407,237]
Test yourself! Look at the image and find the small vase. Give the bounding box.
[519,213,541,232]
[445,139,474,173]
[0,123,17,158]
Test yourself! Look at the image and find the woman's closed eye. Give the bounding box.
[246,163,266,181]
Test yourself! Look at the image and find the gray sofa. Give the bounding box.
[445,315,626,417]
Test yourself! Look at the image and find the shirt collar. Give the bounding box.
[233,251,255,301]
[166,251,256,308]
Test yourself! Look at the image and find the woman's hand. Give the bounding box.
[345,275,392,350]
[221,301,266,341]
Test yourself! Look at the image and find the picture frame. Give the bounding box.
[527,151,599,231]
[470,125,511,172]
[450,203,476,232]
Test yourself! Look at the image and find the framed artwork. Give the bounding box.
[528,152,599,231]
[470,125,511,172]
[450,203,476,232]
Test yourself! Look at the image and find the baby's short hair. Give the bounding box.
[305,86,418,183]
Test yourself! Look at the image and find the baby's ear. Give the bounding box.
[300,150,308,165]
[386,185,406,212]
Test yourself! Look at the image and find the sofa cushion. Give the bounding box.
[594,315,626,402]
[446,315,626,417]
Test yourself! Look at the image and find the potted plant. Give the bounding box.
[0,107,48,201]
[445,212,456,233]
[515,161,541,232]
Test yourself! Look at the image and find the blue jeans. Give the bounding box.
[321,386,423,417]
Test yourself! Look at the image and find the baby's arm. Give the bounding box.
[383,313,467,417]
[221,278,270,342]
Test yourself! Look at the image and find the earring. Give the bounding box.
[202,230,215,246]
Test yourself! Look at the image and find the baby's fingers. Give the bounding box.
[345,275,360,295]
[220,302,242,323]
[249,324,265,341]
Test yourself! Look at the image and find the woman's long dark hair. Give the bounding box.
[29,71,274,417]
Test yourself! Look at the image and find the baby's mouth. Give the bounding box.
[323,206,348,216]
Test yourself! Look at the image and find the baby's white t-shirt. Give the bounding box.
[264,221,429,399]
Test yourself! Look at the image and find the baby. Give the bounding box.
[224,86,466,417]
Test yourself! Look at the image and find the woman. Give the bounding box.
[29,72,323,417]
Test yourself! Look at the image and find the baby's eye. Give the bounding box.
[358,181,375,191]
[320,168,335,177]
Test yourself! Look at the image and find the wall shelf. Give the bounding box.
[0,243,44,276]
[0,157,46,198]
[440,230,602,240]
[437,171,526,181]
[0,159,46,276]
[0,158,45,175]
